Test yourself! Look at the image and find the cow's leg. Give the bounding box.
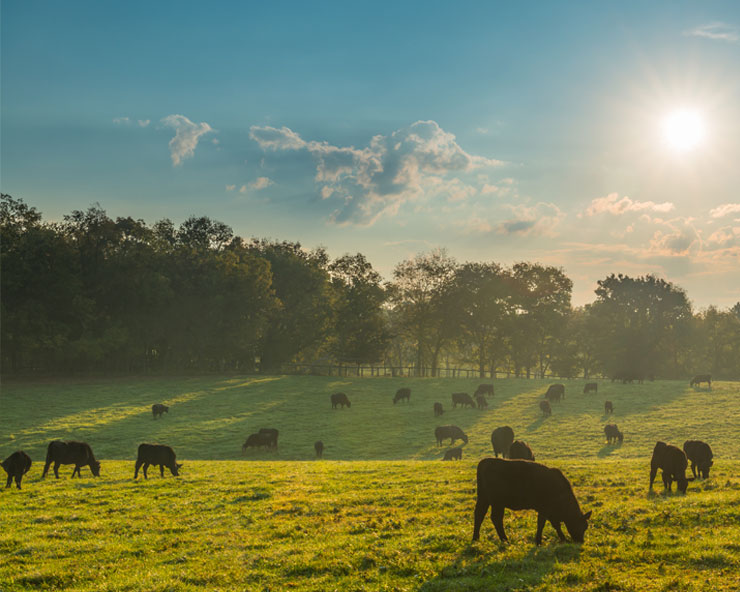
[53,462,60,479]
[551,520,567,542]
[690,462,697,478]
[535,513,547,545]
[143,463,149,479]
[15,475,22,490]
[160,464,165,477]
[649,465,658,489]
[42,460,52,478]
[472,497,489,541]
[490,505,508,542]
[134,459,143,479]
[5,474,11,488]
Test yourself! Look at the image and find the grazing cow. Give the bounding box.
[2,451,32,489]
[650,441,694,493]
[443,447,463,461]
[134,444,181,479]
[612,371,644,384]
[435,425,469,447]
[451,392,476,409]
[151,404,169,419]
[433,402,444,417]
[476,394,488,409]
[690,374,711,388]
[258,428,279,449]
[539,400,552,417]
[603,424,623,445]
[545,384,565,403]
[683,440,713,479]
[604,400,614,415]
[42,440,100,479]
[314,441,324,458]
[475,384,494,398]
[472,458,592,545]
[330,392,351,409]
[509,440,535,461]
[242,432,273,453]
[583,383,598,394]
[393,388,411,405]
[491,426,515,458]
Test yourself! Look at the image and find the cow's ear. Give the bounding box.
[177,463,183,469]
[583,510,592,520]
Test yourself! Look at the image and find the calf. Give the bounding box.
[330,392,351,409]
[314,441,324,458]
[539,400,552,417]
[476,394,488,409]
[258,428,279,449]
[242,432,273,453]
[2,451,32,489]
[650,441,694,493]
[683,440,713,479]
[443,447,463,461]
[42,440,100,479]
[509,440,535,461]
[393,387,411,405]
[451,392,475,409]
[435,425,468,446]
[583,383,598,394]
[473,458,592,545]
[603,424,623,445]
[491,426,515,458]
[690,374,711,388]
[433,402,444,417]
[152,403,169,419]
[134,444,181,479]
[604,400,614,415]
[545,384,565,403]
[475,384,494,398]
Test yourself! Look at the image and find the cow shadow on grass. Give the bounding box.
[597,442,622,457]
[525,415,548,432]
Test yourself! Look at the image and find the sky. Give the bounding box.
[2,1,739,308]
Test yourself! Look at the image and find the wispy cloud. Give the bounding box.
[113,116,130,125]
[161,114,213,167]
[137,119,150,128]
[685,22,739,43]
[709,203,740,218]
[496,202,565,237]
[584,193,674,217]
[250,176,273,190]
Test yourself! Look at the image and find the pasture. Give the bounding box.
[1,376,739,590]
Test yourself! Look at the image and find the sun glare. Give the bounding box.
[662,109,706,152]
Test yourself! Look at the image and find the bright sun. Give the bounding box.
[662,109,706,152]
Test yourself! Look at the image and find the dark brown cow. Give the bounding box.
[683,440,713,479]
[539,400,552,417]
[690,374,711,388]
[603,424,623,445]
[152,404,169,419]
[330,392,351,409]
[393,388,411,404]
[604,400,614,415]
[452,392,475,408]
[242,432,273,453]
[134,444,181,479]
[2,451,32,489]
[545,384,565,403]
[258,428,279,449]
[583,383,598,394]
[650,441,694,493]
[435,425,468,446]
[475,384,494,397]
[314,441,324,458]
[491,426,515,458]
[509,440,535,461]
[476,394,488,409]
[472,458,592,545]
[443,447,463,461]
[433,402,444,417]
[42,440,100,479]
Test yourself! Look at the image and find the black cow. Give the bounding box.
[604,400,614,415]
[509,440,535,461]
[650,441,694,493]
[443,447,463,461]
[433,402,444,417]
[452,392,475,408]
[42,440,100,479]
[475,384,494,398]
[242,432,273,453]
[545,384,565,403]
[683,440,713,479]
[314,441,324,458]
[690,374,711,388]
[476,394,488,409]
[612,370,644,384]
[472,458,592,545]
[491,426,515,458]
[435,425,468,446]
[330,392,351,409]
[539,400,552,417]
[134,444,181,479]
[603,424,623,445]
[258,428,279,449]
[2,451,32,489]
[393,388,411,405]
[583,383,598,394]
[152,404,169,419]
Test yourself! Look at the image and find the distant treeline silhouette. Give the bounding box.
[2,194,739,378]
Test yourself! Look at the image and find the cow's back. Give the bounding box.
[477,458,571,511]
[137,443,174,464]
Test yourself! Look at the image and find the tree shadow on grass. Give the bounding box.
[525,416,548,432]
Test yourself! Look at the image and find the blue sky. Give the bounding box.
[2,1,739,306]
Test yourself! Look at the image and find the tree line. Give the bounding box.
[2,194,739,379]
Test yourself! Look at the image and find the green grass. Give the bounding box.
[1,376,739,590]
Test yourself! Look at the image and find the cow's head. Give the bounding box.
[677,476,694,493]
[171,462,183,476]
[566,510,592,543]
[617,432,624,444]
[461,434,469,445]
[91,461,101,477]
[346,401,351,408]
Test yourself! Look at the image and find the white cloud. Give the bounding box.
[137,119,151,127]
[113,117,130,125]
[239,185,248,194]
[225,185,236,192]
[161,114,213,166]
[685,22,739,43]
[249,125,306,151]
[250,176,273,190]
[585,193,674,216]
[709,203,740,218]
[496,202,565,237]
[706,225,740,249]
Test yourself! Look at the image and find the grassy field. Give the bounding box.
[1,376,739,591]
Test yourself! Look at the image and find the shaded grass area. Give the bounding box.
[1,376,738,462]
[1,460,739,591]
